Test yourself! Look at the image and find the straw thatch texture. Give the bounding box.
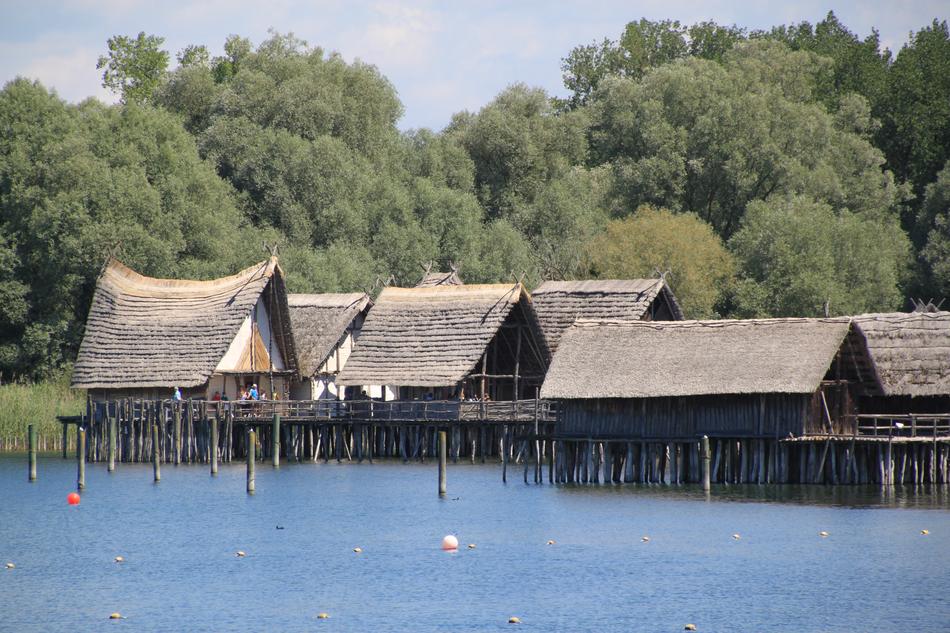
[72,257,295,389]
[288,293,370,377]
[531,279,683,352]
[336,284,527,387]
[416,270,463,287]
[540,317,852,399]
[852,312,950,396]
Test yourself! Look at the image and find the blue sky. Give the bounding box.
[1,1,946,130]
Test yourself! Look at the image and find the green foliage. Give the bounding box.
[585,206,735,318]
[877,20,950,201]
[588,41,902,237]
[451,84,588,218]
[97,32,169,104]
[919,162,950,297]
[0,78,256,379]
[729,196,910,317]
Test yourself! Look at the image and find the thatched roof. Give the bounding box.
[288,293,370,377]
[852,312,950,397]
[72,257,296,389]
[540,317,852,400]
[531,279,683,352]
[416,270,463,287]
[337,284,538,387]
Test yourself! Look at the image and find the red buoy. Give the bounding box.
[67,492,80,506]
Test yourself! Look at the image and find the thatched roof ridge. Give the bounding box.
[72,257,296,389]
[288,292,370,377]
[336,283,530,387]
[541,317,852,399]
[852,312,950,397]
[416,270,463,287]
[531,279,683,353]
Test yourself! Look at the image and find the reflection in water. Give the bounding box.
[556,480,950,509]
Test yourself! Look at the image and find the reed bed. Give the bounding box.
[0,373,84,452]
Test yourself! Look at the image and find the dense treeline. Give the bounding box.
[1,12,948,381]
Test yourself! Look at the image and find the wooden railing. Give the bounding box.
[220,398,556,424]
[848,414,950,438]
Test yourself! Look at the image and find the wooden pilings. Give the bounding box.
[152,422,160,483]
[701,435,710,492]
[247,429,256,494]
[272,414,280,468]
[210,414,219,475]
[77,427,86,490]
[28,424,36,482]
[551,436,950,486]
[438,430,447,496]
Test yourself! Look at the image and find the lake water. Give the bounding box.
[1,455,949,633]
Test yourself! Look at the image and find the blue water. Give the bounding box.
[1,455,948,633]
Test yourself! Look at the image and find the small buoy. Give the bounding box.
[441,535,459,551]
[235,551,246,557]
[508,616,521,624]
[4,562,14,569]
[684,624,697,631]
[641,536,650,543]
[67,492,80,506]
[114,556,124,563]
[109,613,122,620]
[819,531,829,538]
[317,612,330,620]
[467,543,476,549]
[732,533,741,540]
[546,539,556,545]
[921,530,929,535]
[353,547,362,553]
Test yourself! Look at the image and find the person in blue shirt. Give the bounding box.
[173,387,182,401]
[249,384,259,400]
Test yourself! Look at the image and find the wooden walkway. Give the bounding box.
[58,398,556,466]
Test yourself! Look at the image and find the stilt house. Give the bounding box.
[541,317,874,439]
[851,312,950,413]
[336,284,549,401]
[71,257,297,401]
[530,279,682,353]
[287,293,371,400]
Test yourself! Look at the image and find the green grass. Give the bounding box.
[0,370,84,450]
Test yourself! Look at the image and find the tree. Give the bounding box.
[450,83,588,219]
[877,20,950,203]
[0,78,258,379]
[585,206,735,318]
[919,162,950,298]
[97,32,169,104]
[177,44,210,68]
[728,196,909,317]
[588,40,903,238]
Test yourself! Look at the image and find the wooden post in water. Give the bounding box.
[28,424,36,481]
[438,430,447,496]
[173,403,181,465]
[210,415,219,475]
[107,411,116,472]
[77,427,86,489]
[61,422,68,459]
[702,435,711,492]
[152,422,161,483]
[272,413,280,468]
[247,429,256,494]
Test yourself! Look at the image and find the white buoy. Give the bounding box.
[442,534,459,551]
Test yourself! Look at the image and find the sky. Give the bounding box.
[1,1,947,131]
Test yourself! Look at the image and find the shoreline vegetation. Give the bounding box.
[0,372,83,452]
